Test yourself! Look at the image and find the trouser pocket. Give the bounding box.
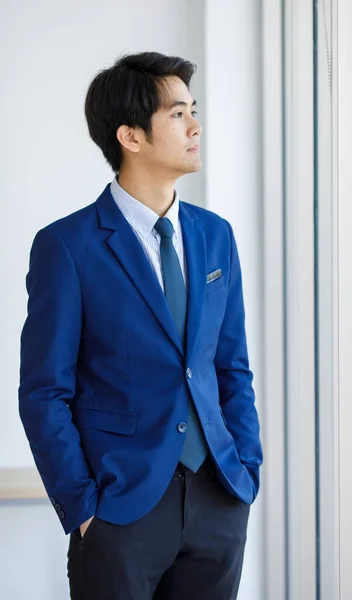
[74,516,98,542]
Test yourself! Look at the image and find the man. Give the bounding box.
[18,51,263,599]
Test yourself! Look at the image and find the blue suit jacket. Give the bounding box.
[18,183,263,535]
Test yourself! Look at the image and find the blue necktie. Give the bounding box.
[154,217,208,472]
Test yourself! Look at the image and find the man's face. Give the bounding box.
[139,76,202,177]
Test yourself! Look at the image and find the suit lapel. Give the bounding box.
[95,184,207,363]
[179,203,207,364]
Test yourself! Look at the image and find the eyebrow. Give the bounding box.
[166,99,197,111]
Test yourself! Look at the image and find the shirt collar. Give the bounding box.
[110,176,180,239]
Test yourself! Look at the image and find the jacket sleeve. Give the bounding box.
[18,227,99,534]
[214,219,263,498]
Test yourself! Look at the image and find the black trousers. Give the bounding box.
[67,455,250,600]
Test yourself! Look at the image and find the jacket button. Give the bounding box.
[49,497,56,506]
[186,368,192,379]
[55,503,61,512]
[178,422,187,433]
[58,511,65,520]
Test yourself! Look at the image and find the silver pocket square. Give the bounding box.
[206,268,222,283]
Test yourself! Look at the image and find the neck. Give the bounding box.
[117,165,177,217]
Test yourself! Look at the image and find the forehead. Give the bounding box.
[157,76,194,109]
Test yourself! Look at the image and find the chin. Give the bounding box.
[172,159,202,178]
[184,159,202,174]
[189,162,202,173]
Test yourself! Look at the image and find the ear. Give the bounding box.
[116,125,141,154]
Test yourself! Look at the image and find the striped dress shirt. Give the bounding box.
[110,177,188,292]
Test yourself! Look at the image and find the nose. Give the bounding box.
[190,116,202,138]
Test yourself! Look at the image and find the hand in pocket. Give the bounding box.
[79,515,95,538]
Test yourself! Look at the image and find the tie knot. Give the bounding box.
[154,217,174,239]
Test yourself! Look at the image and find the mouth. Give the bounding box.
[187,145,200,153]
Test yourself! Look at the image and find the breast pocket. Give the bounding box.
[205,276,225,294]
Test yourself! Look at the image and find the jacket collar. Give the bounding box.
[95,184,207,364]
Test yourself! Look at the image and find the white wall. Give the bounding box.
[0,1,263,598]
[0,1,206,598]
[205,2,264,599]
[335,0,352,596]
[0,0,205,470]
[0,501,69,600]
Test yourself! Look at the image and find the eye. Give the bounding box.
[171,110,199,118]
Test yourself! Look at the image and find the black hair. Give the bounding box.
[84,51,197,173]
